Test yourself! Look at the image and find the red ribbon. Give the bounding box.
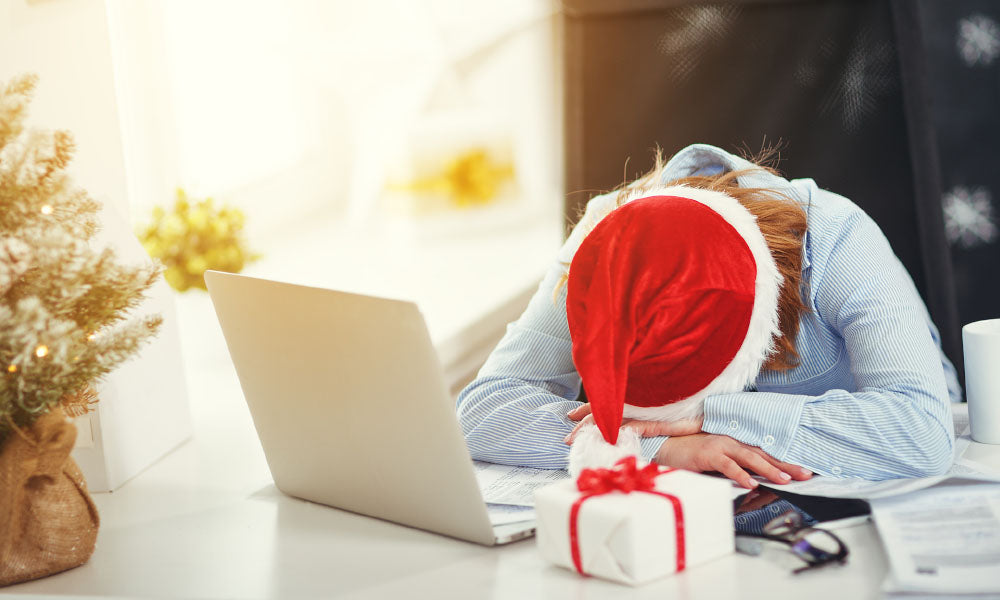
[568,456,686,576]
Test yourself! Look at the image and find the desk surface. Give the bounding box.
[7,223,1000,598]
[6,390,894,600]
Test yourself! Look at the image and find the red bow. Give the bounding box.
[569,457,686,576]
[576,456,663,494]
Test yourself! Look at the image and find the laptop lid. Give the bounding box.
[204,270,503,545]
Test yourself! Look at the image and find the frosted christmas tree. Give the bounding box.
[0,74,162,444]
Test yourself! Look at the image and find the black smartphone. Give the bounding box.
[733,486,870,535]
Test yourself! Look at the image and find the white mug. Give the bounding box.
[963,319,1000,445]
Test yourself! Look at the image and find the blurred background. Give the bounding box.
[2,0,565,239]
[2,0,997,388]
[1,0,566,395]
[558,0,1000,386]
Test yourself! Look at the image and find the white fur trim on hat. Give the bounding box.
[568,424,642,477]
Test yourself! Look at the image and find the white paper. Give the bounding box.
[473,460,569,507]
[955,404,972,437]
[871,479,1000,594]
[485,503,536,526]
[761,472,956,500]
[953,456,1000,478]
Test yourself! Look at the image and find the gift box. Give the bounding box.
[535,457,734,586]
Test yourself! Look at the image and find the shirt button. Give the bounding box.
[729,420,739,430]
[769,505,781,514]
[831,466,843,475]
[763,435,775,446]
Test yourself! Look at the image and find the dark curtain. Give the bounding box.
[562,0,999,384]
[918,1,1000,344]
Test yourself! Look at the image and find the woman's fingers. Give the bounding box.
[563,414,595,444]
[656,433,813,489]
[747,446,813,480]
[715,444,797,488]
[567,403,704,437]
[734,447,793,485]
[565,415,703,445]
[710,454,759,490]
[563,412,812,486]
[655,434,760,487]
[622,416,703,437]
[567,404,592,422]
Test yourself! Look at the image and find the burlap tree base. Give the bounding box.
[0,407,99,586]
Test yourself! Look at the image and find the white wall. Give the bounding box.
[145,0,564,244]
[3,0,564,248]
[1,0,131,217]
[105,0,179,226]
[1,0,191,491]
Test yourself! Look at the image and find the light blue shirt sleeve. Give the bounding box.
[701,208,955,479]
[455,263,579,469]
[456,258,670,469]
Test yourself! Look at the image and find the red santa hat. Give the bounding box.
[566,185,783,447]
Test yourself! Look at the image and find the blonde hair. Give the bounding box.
[559,153,808,372]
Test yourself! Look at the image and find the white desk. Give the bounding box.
[10,351,1000,599]
[6,217,1000,598]
[5,377,896,600]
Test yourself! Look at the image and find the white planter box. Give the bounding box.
[71,205,192,492]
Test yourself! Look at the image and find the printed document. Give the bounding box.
[474,460,569,507]
[485,503,536,526]
[871,478,1000,595]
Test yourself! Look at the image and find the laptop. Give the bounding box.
[204,270,535,545]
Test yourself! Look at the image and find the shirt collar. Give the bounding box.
[660,144,811,270]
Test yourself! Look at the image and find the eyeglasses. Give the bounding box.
[736,509,849,574]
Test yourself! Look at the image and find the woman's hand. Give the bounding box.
[564,403,812,488]
[564,403,703,443]
[656,433,813,489]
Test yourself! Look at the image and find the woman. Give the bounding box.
[456,144,960,489]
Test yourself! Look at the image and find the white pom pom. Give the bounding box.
[567,424,643,477]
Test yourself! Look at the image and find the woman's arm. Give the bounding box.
[458,260,799,480]
[456,262,669,469]
[458,193,670,469]
[456,264,579,469]
[701,209,955,479]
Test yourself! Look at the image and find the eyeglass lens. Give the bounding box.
[764,510,848,571]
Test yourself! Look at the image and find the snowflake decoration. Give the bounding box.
[943,185,998,249]
[957,14,1000,67]
[797,28,896,133]
[656,6,742,82]
[823,27,896,133]
[794,39,837,87]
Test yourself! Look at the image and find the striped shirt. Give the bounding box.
[456,144,961,480]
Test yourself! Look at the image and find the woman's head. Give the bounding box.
[565,158,808,372]
[563,157,808,444]
[657,169,808,372]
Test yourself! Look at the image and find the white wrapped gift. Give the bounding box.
[535,458,734,586]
